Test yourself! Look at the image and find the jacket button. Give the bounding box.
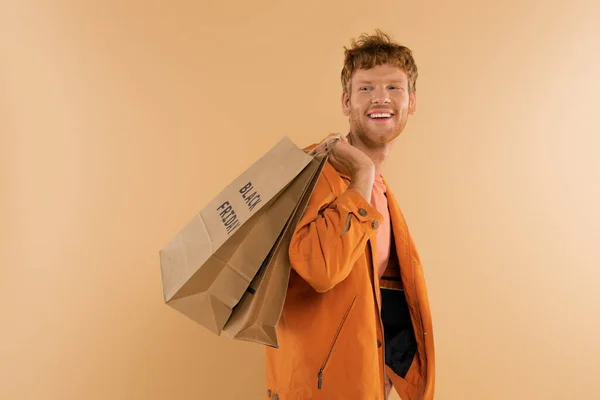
[358,208,368,216]
[372,220,379,229]
[272,395,279,400]
[377,339,382,348]
[267,389,271,397]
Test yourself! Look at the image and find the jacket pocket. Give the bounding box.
[317,295,357,389]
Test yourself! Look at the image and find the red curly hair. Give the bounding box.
[341,29,419,94]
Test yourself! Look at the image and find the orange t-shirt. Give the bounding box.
[341,173,401,285]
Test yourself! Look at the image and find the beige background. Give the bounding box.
[2,0,599,399]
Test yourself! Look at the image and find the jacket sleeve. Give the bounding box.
[288,170,383,293]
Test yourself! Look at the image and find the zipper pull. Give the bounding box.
[317,370,323,389]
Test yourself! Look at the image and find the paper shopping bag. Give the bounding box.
[159,137,314,335]
[222,151,329,347]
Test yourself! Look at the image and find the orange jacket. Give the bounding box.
[265,140,435,400]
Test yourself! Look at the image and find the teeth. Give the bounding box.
[370,113,391,118]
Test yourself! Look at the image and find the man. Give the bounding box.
[264,30,435,400]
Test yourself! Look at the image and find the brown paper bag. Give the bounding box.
[159,137,314,335]
[221,151,329,347]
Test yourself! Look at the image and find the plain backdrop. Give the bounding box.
[2,1,599,399]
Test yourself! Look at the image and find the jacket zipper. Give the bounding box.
[375,291,386,398]
[409,247,426,400]
[317,295,356,389]
[368,240,387,398]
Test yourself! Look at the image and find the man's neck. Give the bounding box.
[347,132,390,178]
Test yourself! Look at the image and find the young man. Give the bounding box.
[264,30,435,400]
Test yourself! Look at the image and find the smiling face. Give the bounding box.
[342,63,416,147]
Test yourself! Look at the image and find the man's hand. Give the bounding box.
[327,135,373,175]
[327,135,375,201]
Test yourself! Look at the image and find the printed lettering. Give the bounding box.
[245,192,257,204]
[217,201,239,235]
[248,196,261,212]
[223,214,237,226]
[219,205,233,218]
[239,182,253,197]
[225,214,239,234]
[249,200,260,212]
[226,220,240,234]
[239,183,262,212]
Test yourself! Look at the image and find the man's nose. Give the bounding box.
[371,86,390,104]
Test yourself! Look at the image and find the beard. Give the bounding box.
[348,107,407,148]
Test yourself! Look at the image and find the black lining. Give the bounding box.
[381,287,417,378]
[381,276,402,282]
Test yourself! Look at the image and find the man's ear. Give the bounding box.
[408,90,417,115]
[341,91,351,116]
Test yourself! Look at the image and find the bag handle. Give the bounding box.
[306,134,341,157]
